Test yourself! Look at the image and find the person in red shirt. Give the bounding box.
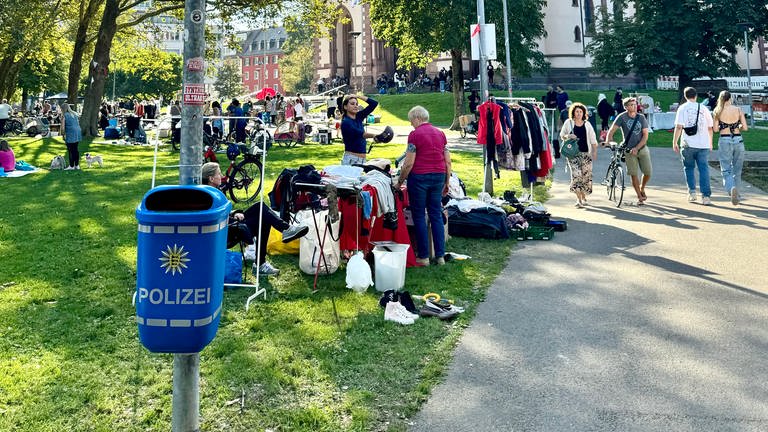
[396,106,452,266]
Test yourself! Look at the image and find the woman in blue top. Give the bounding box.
[59,102,82,170]
[340,94,378,165]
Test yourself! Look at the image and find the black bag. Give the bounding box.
[683,104,700,136]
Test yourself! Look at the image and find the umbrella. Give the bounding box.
[255,87,276,100]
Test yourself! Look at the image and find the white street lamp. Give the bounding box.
[349,31,361,92]
[738,22,754,127]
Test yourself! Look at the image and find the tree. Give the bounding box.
[279,16,314,94]
[213,60,245,100]
[109,46,182,101]
[280,44,313,93]
[587,0,768,99]
[367,0,547,128]
[77,0,344,137]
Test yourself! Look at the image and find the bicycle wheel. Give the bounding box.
[228,158,262,204]
[608,165,625,207]
[605,164,615,201]
[11,120,23,135]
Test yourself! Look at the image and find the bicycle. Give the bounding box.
[2,114,24,136]
[602,141,627,207]
[220,140,264,204]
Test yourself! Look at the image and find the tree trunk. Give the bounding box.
[449,49,464,130]
[80,0,119,137]
[68,0,103,107]
[677,71,692,103]
[22,88,29,112]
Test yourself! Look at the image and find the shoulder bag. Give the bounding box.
[683,104,700,136]
[561,120,580,159]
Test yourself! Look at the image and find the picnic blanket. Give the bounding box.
[0,168,39,178]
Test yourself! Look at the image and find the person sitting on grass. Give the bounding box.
[0,139,15,173]
[201,162,309,276]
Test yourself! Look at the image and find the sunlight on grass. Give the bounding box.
[2,127,525,430]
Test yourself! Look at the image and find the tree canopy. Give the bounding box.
[366,0,547,126]
[587,0,768,95]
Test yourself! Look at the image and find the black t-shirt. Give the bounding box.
[573,124,589,152]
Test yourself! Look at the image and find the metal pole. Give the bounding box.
[476,0,492,195]
[744,29,754,127]
[173,0,206,430]
[501,0,513,97]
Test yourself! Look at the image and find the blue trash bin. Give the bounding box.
[135,185,232,353]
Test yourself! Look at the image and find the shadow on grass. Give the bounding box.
[1,137,519,431]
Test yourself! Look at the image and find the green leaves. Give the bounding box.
[588,0,768,84]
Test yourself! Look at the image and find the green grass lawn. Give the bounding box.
[0,135,539,431]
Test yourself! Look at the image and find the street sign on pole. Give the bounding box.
[470,24,497,61]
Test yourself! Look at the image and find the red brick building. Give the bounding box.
[238,27,287,94]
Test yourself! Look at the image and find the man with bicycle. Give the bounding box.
[604,97,652,205]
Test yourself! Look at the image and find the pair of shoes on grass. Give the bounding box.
[419,300,462,321]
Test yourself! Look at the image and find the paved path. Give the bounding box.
[411,148,768,431]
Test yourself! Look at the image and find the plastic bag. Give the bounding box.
[266,227,300,255]
[224,250,242,284]
[345,251,373,293]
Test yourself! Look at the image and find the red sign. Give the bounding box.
[182,84,206,105]
[187,57,205,72]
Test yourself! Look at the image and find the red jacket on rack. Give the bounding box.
[476,101,502,145]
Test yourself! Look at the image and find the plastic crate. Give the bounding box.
[512,229,526,241]
[525,226,554,240]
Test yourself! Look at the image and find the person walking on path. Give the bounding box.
[560,102,598,208]
[672,86,714,205]
[59,102,82,170]
[712,90,747,205]
[605,97,651,204]
[597,93,615,132]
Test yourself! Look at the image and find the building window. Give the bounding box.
[264,56,269,65]
[279,38,285,48]
[259,40,264,50]
[574,26,582,42]
[269,39,276,49]
[251,42,257,51]
[274,84,279,91]
[244,72,249,81]
[245,57,250,66]
[273,55,278,63]
[274,69,278,79]
[255,71,260,79]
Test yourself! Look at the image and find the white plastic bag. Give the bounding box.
[296,209,341,275]
[345,251,373,293]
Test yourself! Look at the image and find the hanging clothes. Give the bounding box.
[476,101,502,145]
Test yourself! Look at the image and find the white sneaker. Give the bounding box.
[384,301,414,325]
[282,223,309,243]
[702,196,712,206]
[253,261,280,277]
[64,166,74,171]
[688,192,697,202]
[392,301,419,320]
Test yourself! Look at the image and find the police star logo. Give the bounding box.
[159,244,190,275]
